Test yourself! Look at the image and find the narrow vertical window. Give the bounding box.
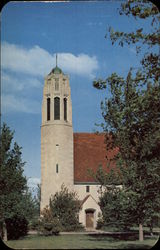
[64,98,67,121]
[56,164,59,173]
[55,79,59,91]
[86,186,90,193]
[54,97,60,120]
[47,98,50,121]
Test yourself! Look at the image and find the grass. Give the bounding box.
[101,225,160,233]
[4,233,159,249]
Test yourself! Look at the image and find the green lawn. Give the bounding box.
[4,234,159,249]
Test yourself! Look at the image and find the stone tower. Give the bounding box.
[41,60,74,210]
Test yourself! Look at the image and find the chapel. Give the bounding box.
[41,61,117,228]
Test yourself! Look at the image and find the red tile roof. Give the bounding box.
[74,133,118,183]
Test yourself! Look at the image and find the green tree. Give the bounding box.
[49,184,82,231]
[93,0,160,241]
[0,123,35,240]
[91,166,138,231]
[98,186,138,231]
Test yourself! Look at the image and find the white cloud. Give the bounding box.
[57,53,98,78]
[1,42,99,78]
[1,42,99,114]
[1,72,42,93]
[2,94,41,114]
[1,42,52,76]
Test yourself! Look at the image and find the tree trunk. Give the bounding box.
[3,222,7,241]
[139,223,143,241]
[149,221,153,236]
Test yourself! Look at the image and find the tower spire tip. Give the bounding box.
[56,54,58,67]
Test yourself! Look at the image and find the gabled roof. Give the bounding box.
[74,133,118,183]
[80,195,90,207]
[80,194,98,208]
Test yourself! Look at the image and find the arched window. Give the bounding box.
[64,98,67,121]
[54,97,60,120]
[47,98,50,121]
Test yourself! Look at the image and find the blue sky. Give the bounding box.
[1,1,153,189]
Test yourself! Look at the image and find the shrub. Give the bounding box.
[38,206,62,236]
[96,217,104,230]
[5,215,28,240]
[39,218,61,236]
[72,223,85,232]
[62,222,85,232]
[28,217,39,230]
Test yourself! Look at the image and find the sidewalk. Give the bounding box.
[28,229,101,235]
[60,230,137,235]
[28,229,160,236]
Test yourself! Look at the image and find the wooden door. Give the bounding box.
[86,212,94,228]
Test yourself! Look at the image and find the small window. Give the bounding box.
[56,164,59,173]
[55,79,59,91]
[86,186,90,193]
[64,98,67,121]
[47,98,50,121]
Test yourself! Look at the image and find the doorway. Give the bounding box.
[85,209,94,228]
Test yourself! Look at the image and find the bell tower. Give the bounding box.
[41,57,74,210]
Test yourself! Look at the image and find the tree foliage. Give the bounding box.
[49,184,82,231]
[5,215,28,240]
[0,123,36,239]
[39,185,83,235]
[107,0,160,82]
[99,187,138,230]
[93,0,160,240]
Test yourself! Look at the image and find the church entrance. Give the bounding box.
[85,209,95,228]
